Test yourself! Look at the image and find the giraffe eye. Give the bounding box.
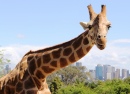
[107,25,111,30]
[88,25,92,30]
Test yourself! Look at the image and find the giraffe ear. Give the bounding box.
[80,22,89,30]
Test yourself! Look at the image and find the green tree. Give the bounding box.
[0,50,10,77]
[47,65,88,85]
[57,82,96,94]
[94,79,130,94]
[49,77,63,94]
[57,66,87,85]
[124,77,130,84]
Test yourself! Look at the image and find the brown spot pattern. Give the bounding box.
[37,58,42,67]
[76,47,85,58]
[20,90,25,94]
[52,48,61,58]
[29,59,36,75]
[26,90,37,94]
[86,46,92,52]
[50,61,57,67]
[33,77,41,89]
[24,77,35,89]
[83,37,89,45]
[42,66,55,73]
[9,87,15,94]
[8,76,18,86]
[63,47,72,56]
[36,70,45,79]
[16,82,23,92]
[69,53,76,63]
[28,56,34,61]
[60,58,68,68]
[72,36,83,49]
[22,71,29,80]
[43,54,51,63]
[4,86,10,94]
[90,36,94,40]
[84,30,89,36]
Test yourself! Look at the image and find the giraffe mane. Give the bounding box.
[25,30,89,56]
[0,57,27,90]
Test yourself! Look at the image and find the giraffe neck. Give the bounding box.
[27,29,94,88]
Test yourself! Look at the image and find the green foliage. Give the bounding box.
[57,83,96,94]
[124,77,130,85]
[48,65,130,94]
[94,79,130,94]
[49,77,63,94]
[47,65,87,85]
[86,82,98,89]
[0,50,10,77]
[0,50,10,65]
[49,77,130,94]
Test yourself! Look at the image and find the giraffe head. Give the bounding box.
[80,5,111,50]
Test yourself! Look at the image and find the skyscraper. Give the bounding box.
[122,69,128,79]
[76,62,82,67]
[115,69,120,79]
[107,65,112,73]
[89,70,96,80]
[96,64,103,80]
[103,65,108,80]
[4,65,11,75]
[111,66,115,79]
[127,70,129,77]
[103,65,114,80]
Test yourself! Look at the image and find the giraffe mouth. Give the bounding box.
[97,43,105,50]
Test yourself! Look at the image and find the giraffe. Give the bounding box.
[0,5,111,94]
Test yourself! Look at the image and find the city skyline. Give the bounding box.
[73,62,130,81]
[89,64,129,80]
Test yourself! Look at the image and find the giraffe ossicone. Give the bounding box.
[0,5,111,94]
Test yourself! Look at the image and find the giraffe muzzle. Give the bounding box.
[96,37,107,50]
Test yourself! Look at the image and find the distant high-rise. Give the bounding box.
[111,66,115,79]
[103,65,115,80]
[103,65,108,80]
[89,70,96,80]
[127,70,129,77]
[122,69,128,79]
[115,69,120,79]
[96,64,103,80]
[76,62,82,67]
[4,65,11,75]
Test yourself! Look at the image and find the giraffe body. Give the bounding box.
[0,5,111,94]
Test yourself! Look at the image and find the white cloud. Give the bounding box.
[112,39,130,43]
[0,39,130,71]
[0,45,48,69]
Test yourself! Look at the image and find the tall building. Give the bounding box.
[103,65,108,80]
[76,62,82,67]
[115,69,120,79]
[4,65,11,75]
[127,70,129,77]
[122,69,128,79]
[96,64,103,80]
[107,72,112,80]
[111,66,115,79]
[106,65,112,80]
[89,70,96,80]
[103,65,115,80]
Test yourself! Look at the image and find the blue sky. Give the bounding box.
[0,1,130,70]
